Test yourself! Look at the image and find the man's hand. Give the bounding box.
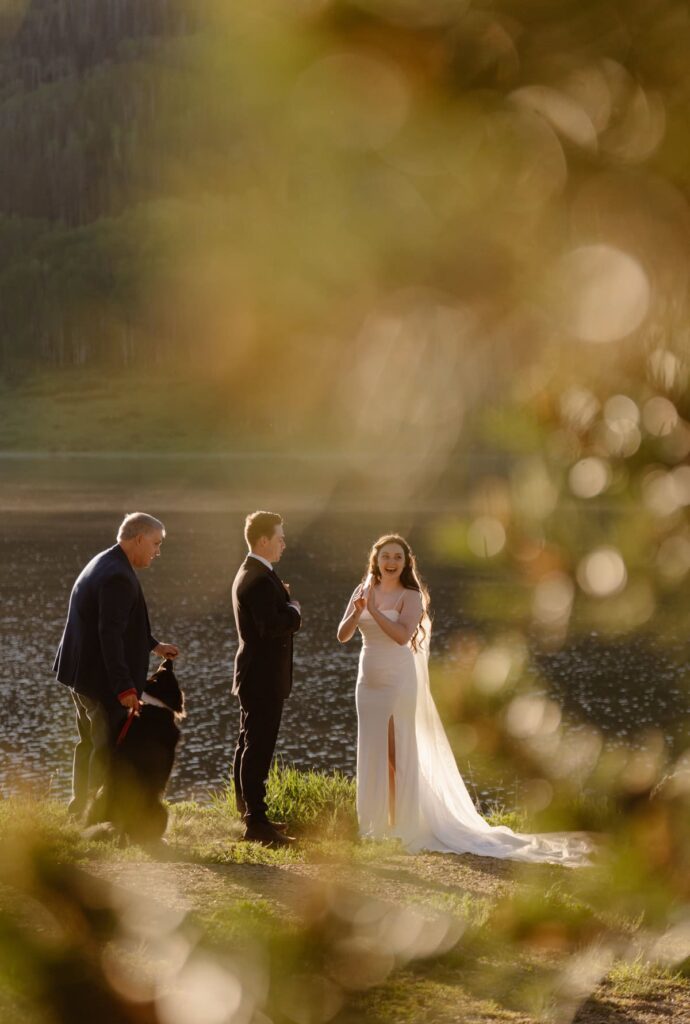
[284,583,301,615]
[119,692,141,714]
[154,643,180,659]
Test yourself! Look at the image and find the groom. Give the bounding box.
[232,510,301,847]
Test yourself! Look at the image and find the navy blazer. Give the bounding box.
[53,544,159,704]
[231,556,301,701]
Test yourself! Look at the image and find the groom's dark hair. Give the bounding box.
[245,510,283,548]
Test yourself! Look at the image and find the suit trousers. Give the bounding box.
[233,695,283,823]
[70,690,124,816]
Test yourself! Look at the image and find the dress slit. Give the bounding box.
[355,606,419,841]
[388,715,396,827]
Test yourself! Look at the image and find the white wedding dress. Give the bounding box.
[355,608,591,866]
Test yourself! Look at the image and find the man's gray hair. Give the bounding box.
[117,512,166,542]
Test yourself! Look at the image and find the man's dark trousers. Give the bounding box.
[69,692,125,816]
[232,698,283,822]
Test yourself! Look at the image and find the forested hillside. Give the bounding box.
[0,0,193,222]
[0,0,195,369]
[1,0,186,89]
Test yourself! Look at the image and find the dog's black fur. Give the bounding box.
[86,659,184,844]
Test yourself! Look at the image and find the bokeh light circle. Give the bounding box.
[577,547,627,596]
[556,245,650,343]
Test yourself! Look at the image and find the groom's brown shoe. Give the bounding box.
[242,821,296,847]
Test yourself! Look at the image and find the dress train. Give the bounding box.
[355,610,591,866]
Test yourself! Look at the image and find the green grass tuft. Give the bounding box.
[607,956,684,999]
[485,804,529,831]
[218,761,358,840]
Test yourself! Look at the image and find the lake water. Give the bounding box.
[1,456,688,808]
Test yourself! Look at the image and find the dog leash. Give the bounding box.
[116,707,137,747]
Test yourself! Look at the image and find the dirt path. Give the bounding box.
[86,847,690,1024]
[89,846,518,925]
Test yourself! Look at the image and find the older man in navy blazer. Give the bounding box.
[54,512,179,818]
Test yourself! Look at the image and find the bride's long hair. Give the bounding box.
[363,534,430,651]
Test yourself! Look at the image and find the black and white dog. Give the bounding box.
[86,659,185,845]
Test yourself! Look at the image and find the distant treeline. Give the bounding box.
[1,0,190,91]
[1,0,196,223]
[0,0,201,370]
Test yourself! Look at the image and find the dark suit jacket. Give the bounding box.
[231,555,301,701]
[53,544,159,705]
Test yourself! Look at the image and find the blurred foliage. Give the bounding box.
[2,2,690,1022]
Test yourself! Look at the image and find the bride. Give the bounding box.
[337,534,591,866]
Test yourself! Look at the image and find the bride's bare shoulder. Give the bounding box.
[402,588,423,608]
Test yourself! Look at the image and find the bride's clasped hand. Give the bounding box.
[338,534,592,867]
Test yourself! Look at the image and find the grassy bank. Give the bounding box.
[0,371,348,456]
[1,766,689,1024]
[0,372,240,452]
[0,371,446,513]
